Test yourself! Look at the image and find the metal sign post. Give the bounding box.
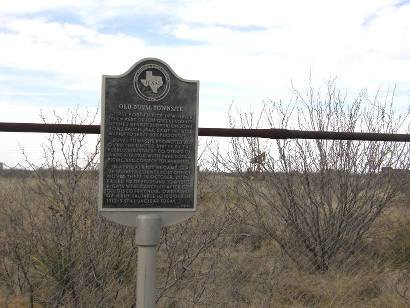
[135,215,161,308]
[99,58,199,307]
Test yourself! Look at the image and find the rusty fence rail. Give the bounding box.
[0,122,409,142]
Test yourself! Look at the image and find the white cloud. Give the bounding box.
[0,17,148,90]
[1,1,409,91]
[0,1,408,99]
[1,1,410,166]
[176,0,390,27]
[0,0,88,14]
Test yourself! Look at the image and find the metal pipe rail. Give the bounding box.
[0,122,409,142]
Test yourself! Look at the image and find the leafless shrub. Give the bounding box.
[217,79,410,272]
[0,109,234,307]
[156,197,234,306]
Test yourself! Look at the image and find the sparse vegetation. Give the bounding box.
[1,170,408,307]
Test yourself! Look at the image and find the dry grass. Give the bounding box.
[0,296,44,308]
[0,172,409,307]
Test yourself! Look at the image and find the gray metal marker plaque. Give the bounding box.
[99,58,198,227]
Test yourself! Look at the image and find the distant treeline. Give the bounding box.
[1,167,408,178]
[0,168,99,178]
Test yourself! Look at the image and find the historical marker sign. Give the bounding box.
[99,58,198,226]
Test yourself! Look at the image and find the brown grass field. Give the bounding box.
[0,171,409,307]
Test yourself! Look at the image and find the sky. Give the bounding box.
[1,0,410,167]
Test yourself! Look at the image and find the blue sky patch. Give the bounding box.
[394,0,410,8]
[98,16,203,46]
[18,9,84,26]
[0,67,98,108]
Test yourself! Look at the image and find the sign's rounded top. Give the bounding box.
[103,58,198,84]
